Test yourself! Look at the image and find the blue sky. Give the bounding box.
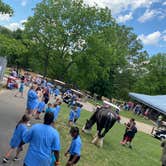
[0,0,166,56]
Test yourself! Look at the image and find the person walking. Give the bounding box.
[14,79,25,98]
[65,127,82,166]
[23,112,61,166]
[3,114,30,163]
[26,82,39,126]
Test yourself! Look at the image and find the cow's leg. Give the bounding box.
[98,137,104,148]
[92,123,101,145]
[91,134,99,145]
[98,128,110,148]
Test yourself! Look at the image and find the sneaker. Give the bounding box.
[13,157,20,161]
[3,157,9,163]
[129,145,132,149]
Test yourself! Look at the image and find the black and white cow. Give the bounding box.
[82,106,119,147]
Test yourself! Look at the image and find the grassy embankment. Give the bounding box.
[55,104,161,166]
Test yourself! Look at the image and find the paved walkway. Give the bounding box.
[80,101,154,135]
[0,89,29,166]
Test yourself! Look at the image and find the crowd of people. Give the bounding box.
[3,74,83,166]
[3,70,165,166]
[123,102,151,118]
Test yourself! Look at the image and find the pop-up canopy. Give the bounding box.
[129,92,166,115]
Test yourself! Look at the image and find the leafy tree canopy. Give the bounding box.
[0,0,13,15]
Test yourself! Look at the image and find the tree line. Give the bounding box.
[0,0,166,100]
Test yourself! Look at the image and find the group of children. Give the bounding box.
[3,84,83,166]
[3,113,82,166]
[4,76,140,165]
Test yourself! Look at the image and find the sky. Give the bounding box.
[0,0,166,56]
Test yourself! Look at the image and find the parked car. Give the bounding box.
[154,129,166,140]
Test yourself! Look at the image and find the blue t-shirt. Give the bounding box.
[10,124,28,148]
[54,89,60,96]
[37,101,45,113]
[19,82,24,91]
[69,135,82,156]
[23,124,60,166]
[69,110,76,122]
[26,89,38,110]
[52,105,61,121]
[45,107,52,113]
[76,107,81,118]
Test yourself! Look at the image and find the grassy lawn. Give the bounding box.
[120,110,154,126]
[55,104,161,166]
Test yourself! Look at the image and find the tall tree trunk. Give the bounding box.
[60,61,75,80]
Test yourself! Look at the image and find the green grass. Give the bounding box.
[120,110,154,126]
[55,104,161,166]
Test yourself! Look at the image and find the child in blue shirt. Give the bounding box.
[51,101,62,121]
[3,114,30,163]
[74,103,83,124]
[23,112,60,166]
[35,98,45,120]
[68,106,77,126]
[54,88,60,97]
[65,127,82,166]
[14,80,24,98]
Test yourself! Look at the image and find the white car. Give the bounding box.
[154,130,166,140]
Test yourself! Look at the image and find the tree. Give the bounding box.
[0,0,13,15]
[24,0,148,100]
[0,34,27,68]
[24,0,115,77]
[133,53,166,95]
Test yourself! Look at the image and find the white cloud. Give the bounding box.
[138,31,161,45]
[116,12,133,23]
[163,35,166,41]
[21,0,27,6]
[163,1,166,5]
[83,0,160,15]
[0,13,10,21]
[138,8,166,23]
[138,9,156,23]
[20,19,27,24]
[5,23,20,31]
[4,19,27,31]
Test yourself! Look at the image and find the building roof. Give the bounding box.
[129,93,166,115]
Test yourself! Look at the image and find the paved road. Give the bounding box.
[0,89,29,166]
